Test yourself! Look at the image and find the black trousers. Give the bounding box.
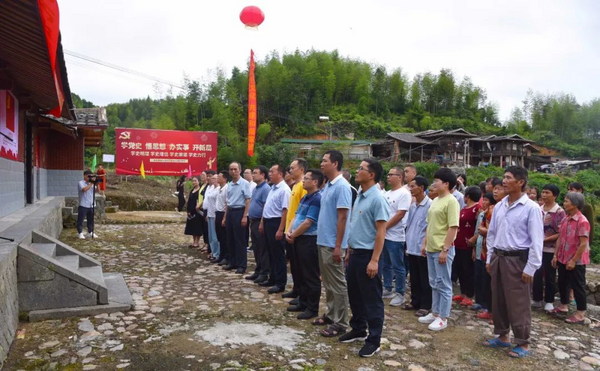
[533,252,557,303]
[483,263,493,313]
[177,193,186,212]
[453,248,475,298]
[286,241,300,294]
[347,248,384,347]
[226,208,247,269]
[250,218,270,276]
[264,217,287,288]
[294,235,321,313]
[557,262,587,311]
[215,211,229,262]
[408,254,431,310]
[77,206,94,234]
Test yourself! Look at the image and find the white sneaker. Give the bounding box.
[531,300,542,309]
[382,289,395,299]
[418,313,437,324]
[88,232,98,238]
[428,317,448,331]
[390,293,406,307]
[544,303,555,312]
[77,233,86,239]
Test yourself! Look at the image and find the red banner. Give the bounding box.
[247,49,257,157]
[0,90,19,161]
[115,128,217,176]
[37,0,65,117]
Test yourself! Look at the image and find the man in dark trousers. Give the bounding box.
[259,164,291,294]
[246,166,271,283]
[223,162,252,274]
[484,166,543,359]
[340,158,390,358]
[286,169,323,320]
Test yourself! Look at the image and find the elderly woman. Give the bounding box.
[184,177,204,248]
[550,192,591,324]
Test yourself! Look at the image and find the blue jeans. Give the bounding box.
[379,240,406,294]
[207,217,220,259]
[427,249,455,318]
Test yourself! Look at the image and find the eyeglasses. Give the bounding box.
[357,166,369,172]
[303,177,314,182]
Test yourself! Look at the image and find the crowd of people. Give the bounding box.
[178,150,595,359]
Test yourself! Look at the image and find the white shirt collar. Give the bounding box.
[329,174,344,185]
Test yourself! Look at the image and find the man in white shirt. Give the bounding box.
[259,164,291,294]
[244,168,257,194]
[205,173,220,261]
[215,170,230,266]
[380,166,411,306]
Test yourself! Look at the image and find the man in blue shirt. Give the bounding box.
[223,162,252,274]
[405,176,433,317]
[246,165,271,284]
[341,158,390,358]
[316,150,352,338]
[259,164,291,294]
[286,169,323,320]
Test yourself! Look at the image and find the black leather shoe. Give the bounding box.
[289,298,300,306]
[297,310,318,320]
[211,258,220,264]
[245,273,259,280]
[282,291,299,299]
[254,275,268,284]
[235,268,246,274]
[217,259,228,266]
[223,265,236,271]
[259,280,275,287]
[267,286,285,294]
[287,304,306,312]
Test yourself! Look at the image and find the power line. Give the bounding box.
[64,49,185,90]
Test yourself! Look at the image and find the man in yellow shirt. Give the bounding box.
[283,158,308,300]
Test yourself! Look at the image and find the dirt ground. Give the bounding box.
[4,221,600,371]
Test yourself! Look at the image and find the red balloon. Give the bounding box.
[240,6,265,28]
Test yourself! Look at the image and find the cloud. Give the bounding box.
[60,0,600,120]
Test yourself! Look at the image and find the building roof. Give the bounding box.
[386,132,432,145]
[0,1,74,120]
[42,108,108,147]
[415,128,477,139]
[471,134,533,143]
[280,138,373,145]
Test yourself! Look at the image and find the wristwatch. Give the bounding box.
[442,247,450,253]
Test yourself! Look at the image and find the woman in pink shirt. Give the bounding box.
[550,192,591,323]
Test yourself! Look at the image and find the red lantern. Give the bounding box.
[240,6,265,29]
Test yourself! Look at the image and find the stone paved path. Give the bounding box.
[4,223,600,370]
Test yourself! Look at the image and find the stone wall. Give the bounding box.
[586,281,600,306]
[47,169,82,197]
[0,243,18,369]
[0,157,25,218]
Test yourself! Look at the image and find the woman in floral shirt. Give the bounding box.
[550,192,591,324]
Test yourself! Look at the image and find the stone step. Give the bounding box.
[105,205,119,213]
[104,273,133,306]
[29,243,56,258]
[105,200,112,207]
[54,255,80,270]
[78,266,106,286]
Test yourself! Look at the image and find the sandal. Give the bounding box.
[415,309,429,317]
[320,324,346,338]
[483,338,512,348]
[402,303,416,310]
[508,346,530,358]
[565,316,585,324]
[547,308,568,316]
[311,316,333,326]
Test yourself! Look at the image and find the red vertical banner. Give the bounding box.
[37,0,65,117]
[247,49,257,157]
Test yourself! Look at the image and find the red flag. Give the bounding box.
[247,50,257,157]
[37,0,65,117]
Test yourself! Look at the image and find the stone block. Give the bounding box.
[17,255,55,282]
[18,273,98,311]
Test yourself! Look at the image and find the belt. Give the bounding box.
[228,206,245,210]
[495,249,529,257]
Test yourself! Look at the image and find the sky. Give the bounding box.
[59,0,600,121]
